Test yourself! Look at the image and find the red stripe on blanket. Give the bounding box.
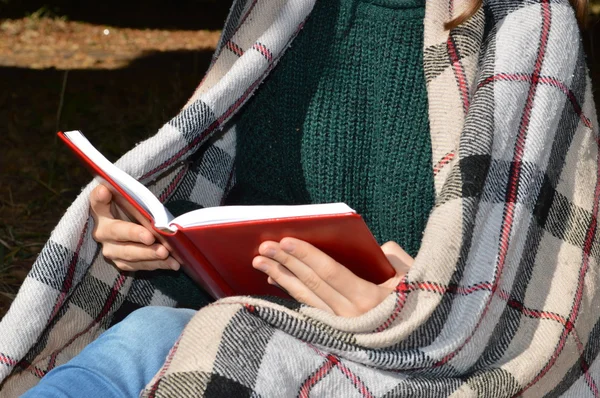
[447,33,470,114]
[375,279,409,332]
[517,146,600,396]
[586,371,600,398]
[220,165,237,205]
[49,219,90,321]
[335,360,375,398]
[142,69,260,179]
[433,151,455,176]
[304,345,375,398]
[147,304,258,396]
[575,320,600,398]
[158,163,188,202]
[45,274,127,371]
[434,0,552,369]
[399,279,575,329]
[252,42,273,63]
[202,0,259,78]
[0,353,18,367]
[147,337,183,398]
[141,17,309,181]
[226,40,245,57]
[16,358,46,379]
[513,3,598,394]
[140,83,255,180]
[298,357,336,398]
[477,73,593,129]
[235,0,259,39]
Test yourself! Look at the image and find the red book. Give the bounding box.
[58,131,395,299]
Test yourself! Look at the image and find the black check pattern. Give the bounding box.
[2,1,599,397]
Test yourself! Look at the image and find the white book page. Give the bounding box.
[170,203,355,228]
[64,131,174,228]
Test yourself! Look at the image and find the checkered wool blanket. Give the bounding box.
[1,0,599,396]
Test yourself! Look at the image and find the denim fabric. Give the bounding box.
[23,307,195,398]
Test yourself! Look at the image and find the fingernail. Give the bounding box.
[280,239,294,253]
[260,244,276,257]
[253,259,268,272]
[156,246,168,259]
[268,277,280,288]
[140,233,151,245]
[168,259,180,271]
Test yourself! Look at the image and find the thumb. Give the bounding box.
[90,184,114,219]
[380,241,413,276]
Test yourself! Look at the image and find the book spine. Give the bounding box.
[156,228,234,299]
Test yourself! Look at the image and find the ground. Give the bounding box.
[0,6,599,319]
[0,11,223,317]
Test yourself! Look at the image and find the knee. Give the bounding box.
[109,306,195,345]
[123,306,195,328]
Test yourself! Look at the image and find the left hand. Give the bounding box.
[253,238,413,317]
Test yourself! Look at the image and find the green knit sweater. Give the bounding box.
[227,0,434,257]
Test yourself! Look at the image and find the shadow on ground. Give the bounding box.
[0,48,214,316]
[0,11,599,319]
[0,0,232,30]
[585,18,600,107]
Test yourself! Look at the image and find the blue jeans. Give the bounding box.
[23,307,195,398]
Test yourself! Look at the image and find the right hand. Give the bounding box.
[90,184,180,271]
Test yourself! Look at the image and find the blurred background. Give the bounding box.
[0,1,599,318]
[0,0,231,317]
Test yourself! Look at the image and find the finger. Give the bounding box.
[110,200,134,223]
[276,238,377,300]
[253,255,333,313]
[90,185,114,219]
[267,277,283,290]
[380,241,413,275]
[101,242,170,262]
[259,240,352,311]
[94,219,155,245]
[112,256,180,272]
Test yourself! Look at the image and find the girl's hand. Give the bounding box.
[253,238,413,317]
[90,185,180,271]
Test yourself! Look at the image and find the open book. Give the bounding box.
[59,130,395,299]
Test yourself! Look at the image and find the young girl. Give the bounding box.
[3,0,597,396]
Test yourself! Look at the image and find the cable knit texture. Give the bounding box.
[4,1,599,396]
[229,0,433,256]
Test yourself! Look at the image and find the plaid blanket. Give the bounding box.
[1,0,599,396]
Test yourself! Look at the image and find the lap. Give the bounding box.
[23,307,196,398]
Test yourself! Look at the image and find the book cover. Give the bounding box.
[58,131,395,299]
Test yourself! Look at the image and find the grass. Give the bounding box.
[0,45,218,317]
[0,7,599,320]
